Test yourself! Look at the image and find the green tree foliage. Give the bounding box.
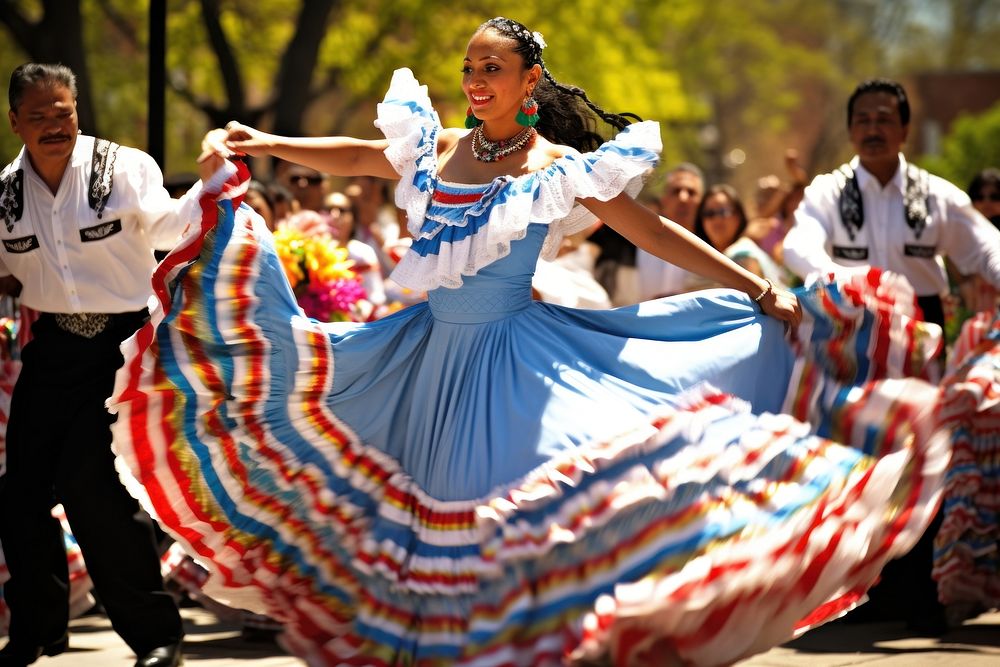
[0,0,149,164]
[919,102,1000,189]
[0,0,997,191]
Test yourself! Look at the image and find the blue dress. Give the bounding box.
[107,70,948,666]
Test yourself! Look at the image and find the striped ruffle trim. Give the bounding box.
[935,312,1000,610]
[108,164,949,666]
[785,267,942,441]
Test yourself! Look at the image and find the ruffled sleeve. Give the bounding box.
[373,68,442,233]
[531,121,661,260]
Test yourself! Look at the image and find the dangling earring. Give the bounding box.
[516,94,539,127]
[465,106,482,129]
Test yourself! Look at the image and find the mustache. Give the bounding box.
[40,134,71,143]
[862,137,885,146]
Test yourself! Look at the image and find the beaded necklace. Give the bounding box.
[471,125,536,163]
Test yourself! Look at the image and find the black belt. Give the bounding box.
[40,309,148,338]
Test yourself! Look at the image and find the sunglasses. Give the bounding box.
[702,207,734,219]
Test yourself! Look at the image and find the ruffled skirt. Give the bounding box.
[934,311,1000,618]
[107,170,949,666]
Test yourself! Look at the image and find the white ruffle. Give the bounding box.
[373,67,662,292]
[373,68,440,235]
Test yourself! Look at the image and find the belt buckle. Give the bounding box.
[54,312,110,338]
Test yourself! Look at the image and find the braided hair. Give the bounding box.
[476,17,640,152]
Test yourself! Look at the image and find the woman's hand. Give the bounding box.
[220,120,274,158]
[756,282,802,329]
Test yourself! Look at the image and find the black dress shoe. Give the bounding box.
[134,642,183,667]
[0,635,68,666]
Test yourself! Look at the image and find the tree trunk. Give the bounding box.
[0,0,98,136]
[270,0,338,137]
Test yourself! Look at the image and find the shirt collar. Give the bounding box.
[69,134,92,168]
[851,153,907,194]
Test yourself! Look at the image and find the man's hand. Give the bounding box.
[197,128,231,182]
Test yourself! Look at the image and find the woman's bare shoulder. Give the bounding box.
[528,135,572,171]
[436,127,467,155]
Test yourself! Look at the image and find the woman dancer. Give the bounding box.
[111,17,946,666]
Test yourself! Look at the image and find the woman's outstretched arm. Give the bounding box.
[200,122,398,179]
[582,193,802,326]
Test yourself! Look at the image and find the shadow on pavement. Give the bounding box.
[784,619,1000,655]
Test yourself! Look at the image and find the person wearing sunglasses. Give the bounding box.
[968,167,1000,229]
[278,161,328,213]
[949,167,1000,317]
[690,184,786,291]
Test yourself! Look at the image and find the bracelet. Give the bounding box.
[753,280,773,303]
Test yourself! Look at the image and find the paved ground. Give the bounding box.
[30,606,1000,666]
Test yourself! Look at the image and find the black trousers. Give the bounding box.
[0,311,182,653]
[860,293,946,621]
[916,294,945,330]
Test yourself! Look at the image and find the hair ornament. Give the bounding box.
[532,31,547,50]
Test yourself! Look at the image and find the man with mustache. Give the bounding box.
[783,78,1000,329]
[0,63,210,667]
[782,78,1000,634]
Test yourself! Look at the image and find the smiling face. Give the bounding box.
[463,28,540,134]
[9,80,78,173]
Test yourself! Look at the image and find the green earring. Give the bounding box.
[465,106,482,129]
[515,96,539,127]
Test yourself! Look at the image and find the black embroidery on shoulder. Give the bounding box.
[0,165,24,233]
[832,245,868,261]
[904,164,931,240]
[837,164,863,242]
[79,219,122,242]
[3,234,39,253]
[904,244,936,258]
[89,138,120,219]
[838,162,931,242]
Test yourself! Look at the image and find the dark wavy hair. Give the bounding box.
[693,184,748,250]
[968,167,1000,201]
[847,78,910,128]
[475,17,640,152]
[9,62,77,111]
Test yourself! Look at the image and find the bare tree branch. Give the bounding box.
[199,0,246,115]
[270,0,338,136]
[0,1,35,53]
[93,0,141,50]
